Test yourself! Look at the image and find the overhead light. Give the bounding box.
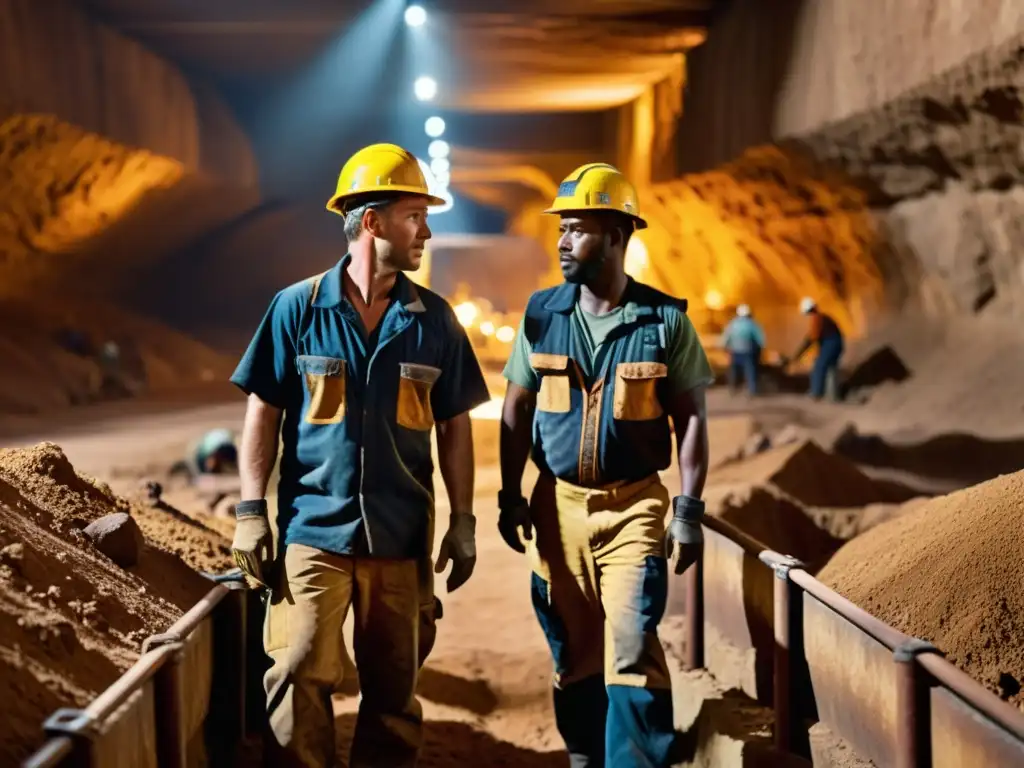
[434,170,450,187]
[424,116,446,138]
[414,76,437,102]
[430,157,450,175]
[427,139,449,159]
[404,5,427,27]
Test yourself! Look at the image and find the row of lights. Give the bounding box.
[406,4,453,213]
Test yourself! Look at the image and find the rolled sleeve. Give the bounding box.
[230,289,302,408]
[501,319,540,392]
[665,310,715,395]
[431,321,491,422]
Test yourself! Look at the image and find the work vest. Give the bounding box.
[524,279,685,487]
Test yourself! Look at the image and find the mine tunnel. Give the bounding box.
[4,1,1024,766]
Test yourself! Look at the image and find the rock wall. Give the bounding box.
[0,0,255,181]
[0,0,260,295]
[670,0,1024,325]
[636,145,884,348]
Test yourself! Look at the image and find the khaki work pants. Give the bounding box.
[528,473,676,767]
[263,543,427,768]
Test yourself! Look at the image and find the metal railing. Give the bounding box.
[687,517,1024,767]
[23,518,1024,767]
[23,580,251,768]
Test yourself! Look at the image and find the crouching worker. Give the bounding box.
[229,143,490,767]
[498,163,714,767]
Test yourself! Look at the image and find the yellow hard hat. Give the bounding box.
[543,163,647,229]
[326,143,445,214]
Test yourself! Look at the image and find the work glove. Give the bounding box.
[668,495,704,575]
[497,489,533,554]
[231,499,274,589]
[435,513,477,593]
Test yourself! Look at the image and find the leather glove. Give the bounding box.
[497,489,533,554]
[435,513,477,593]
[232,499,274,589]
[668,495,704,575]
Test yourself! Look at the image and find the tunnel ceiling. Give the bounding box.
[78,0,715,112]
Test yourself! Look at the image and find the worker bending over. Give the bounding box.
[229,143,490,767]
[781,297,844,401]
[499,163,714,767]
[720,304,765,396]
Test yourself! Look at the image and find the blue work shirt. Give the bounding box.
[230,255,490,560]
[721,316,766,354]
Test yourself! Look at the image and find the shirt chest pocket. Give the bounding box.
[530,353,572,414]
[296,355,347,425]
[397,362,442,431]
[613,362,668,421]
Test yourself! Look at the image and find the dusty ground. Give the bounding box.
[2,367,1023,765]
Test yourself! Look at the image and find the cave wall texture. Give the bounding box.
[662,0,1024,342]
[0,0,260,411]
[0,0,259,298]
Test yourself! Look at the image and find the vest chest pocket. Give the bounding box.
[398,363,441,431]
[530,353,571,414]
[296,355,346,425]
[613,362,668,421]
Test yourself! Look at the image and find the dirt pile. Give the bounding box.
[0,442,236,763]
[704,439,924,567]
[0,297,234,416]
[708,484,844,567]
[843,345,911,395]
[819,470,1024,707]
[713,439,915,508]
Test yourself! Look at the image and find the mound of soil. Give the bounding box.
[844,345,911,394]
[713,439,915,508]
[0,443,235,762]
[0,443,233,575]
[708,484,844,568]
[819,470,1024,707]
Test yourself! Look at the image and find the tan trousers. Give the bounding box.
[263,543,425,768]
[527,473,676,766]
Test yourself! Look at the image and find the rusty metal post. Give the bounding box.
[684,542,704,671]
[759,552,805,754]
[41,709,99,767]
[894,638,942,768]
[144,633,187,768]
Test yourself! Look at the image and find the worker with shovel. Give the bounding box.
[780,297,844,401]
[498,163,714,766]
[229,143,490,767]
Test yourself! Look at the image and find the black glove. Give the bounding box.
[497,489,533,554]
[668,495,704,575]
[231,499,274,588]
[434,513,477,593]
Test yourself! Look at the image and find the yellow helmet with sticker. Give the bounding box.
[543,163,647,229]
[326,143,445,214]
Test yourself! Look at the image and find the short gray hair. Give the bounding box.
[343,200,394,242]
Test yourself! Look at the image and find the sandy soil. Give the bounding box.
[2,369,1023,765]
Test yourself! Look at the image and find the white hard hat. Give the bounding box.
[799,297,817,314]
[736,304,751,317]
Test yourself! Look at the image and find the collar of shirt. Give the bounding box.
[312,253,426,315]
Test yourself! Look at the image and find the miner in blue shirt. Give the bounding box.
[229,143,490,768]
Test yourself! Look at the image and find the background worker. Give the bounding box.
[720,303,765,396]
[229,143,490,768]
[498,163,714,767]
[781,297,844,401]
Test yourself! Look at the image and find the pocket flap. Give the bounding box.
[616,362,668,380]
[400,362,442,385]
[530,353,570,372]
[296,355,345,376]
